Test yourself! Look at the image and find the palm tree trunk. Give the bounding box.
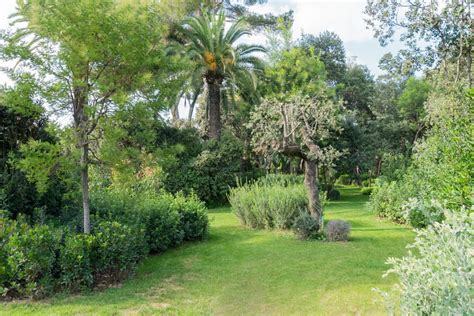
[207,81,221,139]
[304,160,322,229]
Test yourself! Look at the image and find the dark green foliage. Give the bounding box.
[336,174,351,185]
[164,131,260,205]
[91,221,148,281]
[58,233,95,290]
[325,220,351,241]
[360,187,373,196]
[90,189,208,253]
[0,217,148,298]
[173,193,208,241]
[2,224,62,297]
[327,189,341,201]
[292,212,320,240]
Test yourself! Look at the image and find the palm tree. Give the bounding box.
[181,10,265,139]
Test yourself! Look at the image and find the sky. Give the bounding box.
[0,0,403,85]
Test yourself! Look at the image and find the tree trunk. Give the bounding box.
[207,81,221,140]
[73,84,91,234]
[80,141,90,234]
[304,160,322,228]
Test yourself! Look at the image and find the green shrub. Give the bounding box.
[336,174,351,185]
[327,189,341,200]
[139,195,183,253]
[292,212,320,240]
[229,182,307,229]
[91,220,148,282]
[4,224,62,298]
[172,193,208,241]
[229,175,327,230]
[58,232,95,291]
[379,210,473,315]
[369,180,406,222]
[325,220,351,241]
[401,198,445,228]
[360,187,373,195]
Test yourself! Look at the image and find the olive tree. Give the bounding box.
[249,95,342,228]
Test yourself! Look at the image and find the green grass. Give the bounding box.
[1,187,413,315]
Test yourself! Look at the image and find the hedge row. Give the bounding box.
[0,191,208,299]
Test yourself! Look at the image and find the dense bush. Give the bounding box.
[91,190,208,253]
[369,85,473,226]
[325,220,351,241]
[380,210,473,315]
[335,174,351,185]
[327,189,341,200]
[360,187,373,195]
[230,182,307,229]
[163,131,261,206]
[0,189,208,299]
[401,198,445,228]
[229,175,327,230]
[0,217,148,298]
[292,212,320,240]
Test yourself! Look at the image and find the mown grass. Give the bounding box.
[1,187,413,315]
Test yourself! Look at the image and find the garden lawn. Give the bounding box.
[1,187,413,315]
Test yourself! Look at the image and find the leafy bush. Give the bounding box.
[292,212,320,240]
[369,179,406,223]
[379,210,473,315]
[360,187,373,195]
[3,224,62,298]
[327,189,341,200]
[91,189,209,253]
[401,198,445,229]
[336,174,351,185]
[172,193,208,241]
[369,85,473,226]
[91,220,148,282]
[163,131,261,206]
[58,232,95,291]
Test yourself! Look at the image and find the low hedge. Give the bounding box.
[0,191,208,299]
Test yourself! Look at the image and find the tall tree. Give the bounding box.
[365,0,473,86]
[181,10,265,139]
[299,31,347,85]
[1,0,175,233]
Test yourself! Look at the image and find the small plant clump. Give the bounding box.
[325,220,351,241]
[292,212,320,240]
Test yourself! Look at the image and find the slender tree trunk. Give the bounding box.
[73,84,91,234]
[187,90,200,122]
[80,141,90,234]
[207,81,221,140]
[304,160,322,228]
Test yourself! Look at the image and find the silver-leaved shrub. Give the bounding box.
[379,209,473,315]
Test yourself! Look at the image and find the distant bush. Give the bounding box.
[325,220,351,241]
[369,180,406,223]
[360,187,373,195]
[230,182,307,229]
[335,174,351,185]
[292,212,320,240]
[327,189,341,200]
[379,209,473,315]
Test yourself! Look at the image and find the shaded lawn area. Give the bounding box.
[1,187,413,315]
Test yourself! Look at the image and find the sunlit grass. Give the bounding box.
[1,187,413,315]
